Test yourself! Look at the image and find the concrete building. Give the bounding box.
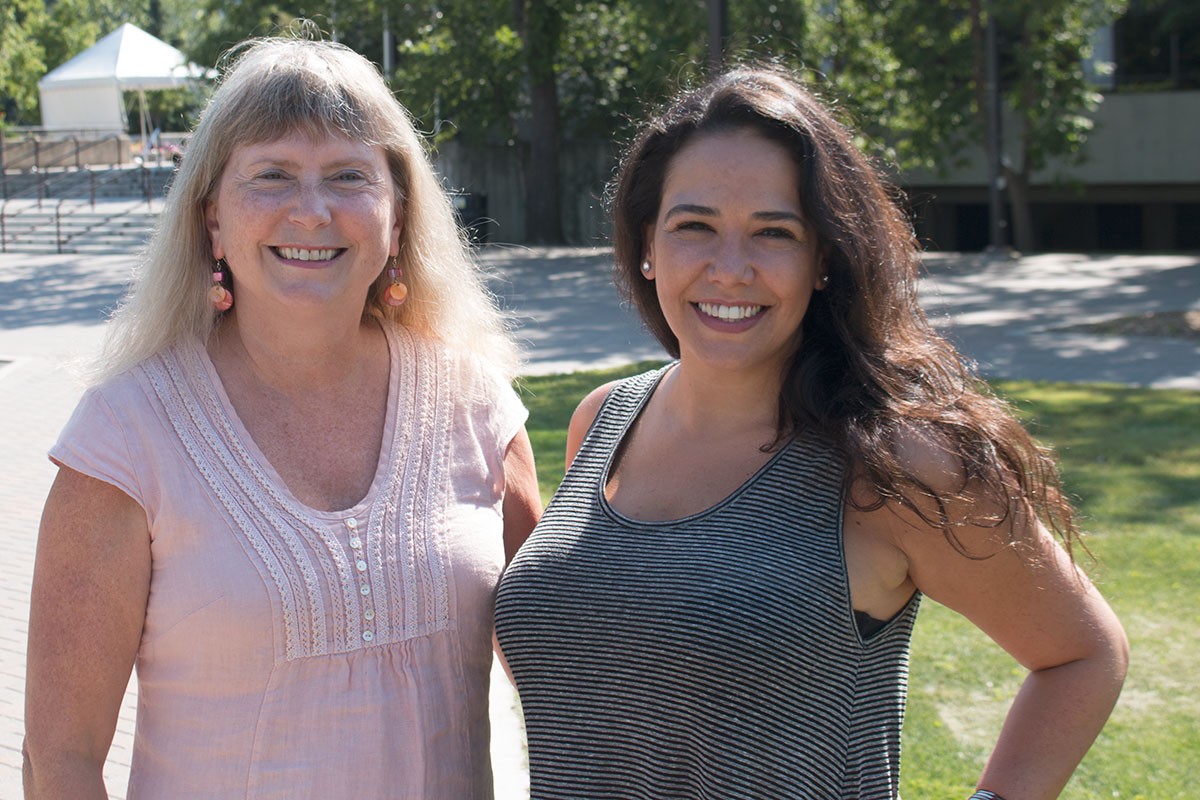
[906,3,1200,252]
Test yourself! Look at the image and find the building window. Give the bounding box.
[1113,1,1200,90]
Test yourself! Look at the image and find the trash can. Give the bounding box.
[450,191,491,244]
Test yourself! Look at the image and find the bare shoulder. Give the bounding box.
[887,421,971,497]
[843,421,1012,598]
[845,422,974,540]
[564,380,620,468]
[570,381,618,431]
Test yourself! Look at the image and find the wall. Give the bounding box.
[434,139,615,245]
[899,90,1200,250]
[900,90,1200,188]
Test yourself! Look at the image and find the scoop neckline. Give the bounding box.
[193,322,402,520]
[597,365,793,529]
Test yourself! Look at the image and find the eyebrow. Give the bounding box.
[663,204,805,224]
[241,152,380,172]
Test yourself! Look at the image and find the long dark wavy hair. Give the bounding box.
[609,64,1078,554]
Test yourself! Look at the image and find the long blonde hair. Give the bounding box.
[94,36,518,382]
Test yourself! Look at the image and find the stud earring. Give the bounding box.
[818,273,831,287]
[641,261,652,275]
[209,259,233,312]
[384,256,408,307]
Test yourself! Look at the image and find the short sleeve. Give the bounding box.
[466,353,528,463]
[49,385,144,507]
[447,352,529,507]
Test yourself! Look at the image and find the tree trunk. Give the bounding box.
[526,78,563,243]
[1005,165,1035,253]
[519,0,564,244]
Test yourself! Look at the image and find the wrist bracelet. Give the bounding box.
[969,792,1007,800]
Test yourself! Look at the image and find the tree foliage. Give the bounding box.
[804,0,1127,251]
[0,0,48,126]
[3,0,1136,247]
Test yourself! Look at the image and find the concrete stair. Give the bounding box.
[1,164,169,254]
[1,199,160,254]
[2,165,174,202]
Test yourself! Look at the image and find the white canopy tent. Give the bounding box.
[37,23,211,144]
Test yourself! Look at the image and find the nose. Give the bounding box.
[289,182,332,229]
[707,236,753,285]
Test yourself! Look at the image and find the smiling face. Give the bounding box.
[204,131,402,316]
[643,127,824,380]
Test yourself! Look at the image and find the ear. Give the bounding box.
[204,199,224,261]
[389,201,404,257]
[812,251,829,291]
[641,233,655,280]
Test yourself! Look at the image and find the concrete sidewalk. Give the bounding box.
[1,247,1197,798]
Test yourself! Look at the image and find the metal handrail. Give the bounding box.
[1,192,158,254]
[54,198,65,253]
[0,164,168,206]
[2,132,132,171]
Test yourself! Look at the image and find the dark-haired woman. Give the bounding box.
[494,66,1127,800]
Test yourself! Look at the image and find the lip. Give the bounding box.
[692,301,767,331]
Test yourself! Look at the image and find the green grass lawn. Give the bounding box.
[516,365,1200,799]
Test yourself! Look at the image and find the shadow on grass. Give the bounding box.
[994,381,1200,532]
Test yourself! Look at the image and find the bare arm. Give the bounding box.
[874,443,1128,799]
[23,466,151,799]
[501,426,542,564]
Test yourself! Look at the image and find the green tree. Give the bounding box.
[391,1,524,143]
[390,0,703,241]
[189,0,304,69]
[990,0,1126,252]
[0,0,48,126]
[826,0,1127,252]
[0,0,208,131]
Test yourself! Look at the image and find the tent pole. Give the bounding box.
[138,88,149,159]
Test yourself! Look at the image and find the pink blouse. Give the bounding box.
[49,323,526,799]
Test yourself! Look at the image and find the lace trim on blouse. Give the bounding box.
[141,326,453,661]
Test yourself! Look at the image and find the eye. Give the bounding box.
[333,170,368,182]
[256,169,289,181]
[758,226,799,240]
[671,220,714,234]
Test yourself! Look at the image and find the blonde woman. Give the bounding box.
[24,37,540,798]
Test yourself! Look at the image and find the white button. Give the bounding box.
[356,560,367,572]
[360,585,370,596]
[349,537,362,549]
[362,631,374,642]
[346,518,358,529]
[364,609,375,621]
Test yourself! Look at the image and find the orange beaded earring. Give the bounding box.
[384,256,408,307]
[209,259,233,312]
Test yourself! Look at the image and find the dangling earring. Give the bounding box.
[384,256,408,307]
[209,259,233,312]
[641,260,652,275]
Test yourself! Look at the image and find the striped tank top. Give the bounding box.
[495,367,921,799]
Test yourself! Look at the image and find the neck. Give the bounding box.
[661,359,783,439]
[211,308,382,396]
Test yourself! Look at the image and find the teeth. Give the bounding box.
[278,247,339,261]
[698,302,763,321]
